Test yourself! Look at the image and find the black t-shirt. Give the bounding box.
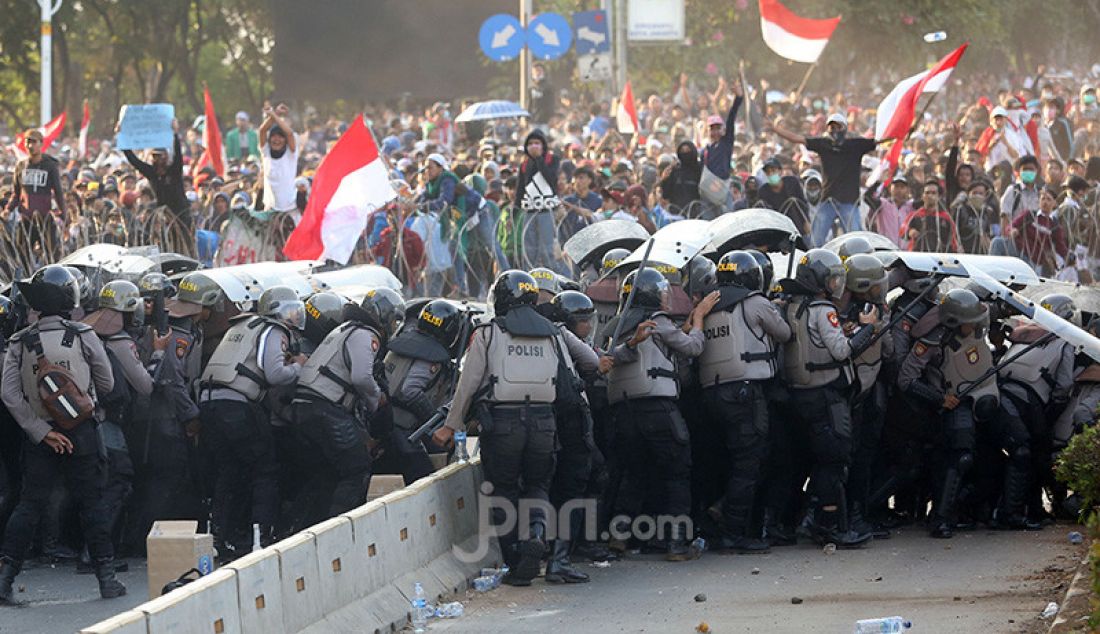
[755,175,805,211]
[804,136,876,204]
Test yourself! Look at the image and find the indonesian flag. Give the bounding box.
[616,81,640,135]
[78,101,91,160]
[758,0,840,64]
[284,114,396,264]
[873,43,969,185]
[11,112,67,161]
[192,86,226,177]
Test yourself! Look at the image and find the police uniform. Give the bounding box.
[699,288,790,547]
[607,313,704,547]
[292,321,382,524]
[0,336,22,539]
[376,328,454,483]
[200,315,302,551]
[0,316,117,586]
[782,297,872,543]
[442,306,564,581]
[897,325,1001,535]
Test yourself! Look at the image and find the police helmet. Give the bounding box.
[256,286,305,330]
[98,280,142,313]
[1040,293,1081,327]
[302,291,345,345]
[837,236,873,261]
[795,249,846,299]
[939,288,987,329]
[549,290,596,331]
[844,253,888,298]
[529,267,562,297]
[16,265,80,315]
[717,250,763,291]
[619,267,669,311]
[63,266,94,309]
[360,287,406,341]
[491,270,539,315]
[600,248,631,277]
[683,255,718,297]
[139,272,175,299]
[748,250,774,292]
[559,277,582,292]
[417,299,463,351]
[176,272,224,307]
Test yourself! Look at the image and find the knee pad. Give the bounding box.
[973,395,999,422]
[956,452,974,474]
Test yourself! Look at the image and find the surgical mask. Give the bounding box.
[806,187,822,203]
[1020,169,1037,184]
[968,194,986,209]
[767,173,782,186]
[1086,94,1097,106]
[830,130,845,144]
[812,100,823,110]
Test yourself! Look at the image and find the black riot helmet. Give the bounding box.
[302,291,346,345]
[417,299,464,351]
[683,255,717,298]
[795,248,846,299]
[359,287,406,342]
[600,248,631,277]
[619,267,670,312]
[748,250,774,292]
[63,266,95,311]
[549,290,596,332]
[717,250,763,291]
[939,288,987,329]
[491,270,539,315]
[16,265,80,316]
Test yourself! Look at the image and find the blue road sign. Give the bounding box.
[526,13,572,60]
[479,14,524,62]
[573,10,610,55]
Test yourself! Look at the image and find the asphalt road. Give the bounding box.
[0,525,1084,633]
[435,525,1086,634]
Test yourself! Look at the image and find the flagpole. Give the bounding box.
[905,92,941,140]
[738,60,754,140]
[792,62,818,105]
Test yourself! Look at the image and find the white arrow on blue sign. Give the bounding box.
[572,10,611,55]
[526,13,572,60]
[479,14,525,61]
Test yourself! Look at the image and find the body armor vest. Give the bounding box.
[698,294,777,387]
[783,299,846,389]
[607,314,679,404]
[201,316,280,402]
[483,323,558,404]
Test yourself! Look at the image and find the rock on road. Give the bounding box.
[436,526,1085,634]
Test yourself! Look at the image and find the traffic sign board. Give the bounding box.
[577,54,613,82]
[573,10,611,55]
[526,13,572,60]
[479,14,524,61]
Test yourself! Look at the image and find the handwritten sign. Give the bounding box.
[115,104,175,150]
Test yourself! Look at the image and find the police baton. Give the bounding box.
[863,272,947,350]
[407,403,451,444]
[953,331,1057,401]
[608,237,655,347]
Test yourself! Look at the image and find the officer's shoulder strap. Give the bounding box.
[920,325,947,347]
[60,318,93,334]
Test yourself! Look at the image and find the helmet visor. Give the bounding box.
[276,300,306,330]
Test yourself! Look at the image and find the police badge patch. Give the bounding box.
[176,338,189,359]
[965,346,980,364]
[913,341,928,357]
[827,312,840,328]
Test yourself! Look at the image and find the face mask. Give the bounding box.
[1086,94,1097,106]
[968,194,986,209]
[812,100,823,110]
[767,173,782,186]
[1020,169,1037,184]
[806,188,821,203]
[830,131,845,144]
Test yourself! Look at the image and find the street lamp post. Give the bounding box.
[38,0,63,126]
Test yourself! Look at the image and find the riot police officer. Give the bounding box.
[379,299,461,484]
[587,248,631,346]
[83,280,170,567]
[530,267,562,305]
[606,267,717,560]
[200,285,307,555]
[0,297,21,539]
[781,249,877,547]
[898,289,999,538]
[291,289,402,525]
[544,290,604,583]
[699,250,790,553]
[0,265,123,601]
[433,270,567,586]
[838,254,893,538]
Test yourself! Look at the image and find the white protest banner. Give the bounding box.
[215,213,282,266]
[627,0,685,41]
[115,103,175,150]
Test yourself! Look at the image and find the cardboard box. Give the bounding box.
[146,520,216,598]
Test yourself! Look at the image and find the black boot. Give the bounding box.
[95,559,127,599]
[503,521,546,587]
[848,502,889,540]
[544,539,589,584]
[0,559,21,604]
[929,463,964,539]
[761,508,796,547]
[990,458,1042,531]
[665,524,700,562]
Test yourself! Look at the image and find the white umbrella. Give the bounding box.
[454,100,530,123]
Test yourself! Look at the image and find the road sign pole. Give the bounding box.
[38,0,62,126]
[519,0,531,110]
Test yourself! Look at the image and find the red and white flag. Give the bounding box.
[758,0,840,64]
[77,100,91,160]
[615,81,640,135]
[192,86,226,177]
[284,114,396,264]
[11,112,67,161]
[873,43,969,184]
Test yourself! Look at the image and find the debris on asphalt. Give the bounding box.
[823,543,837,555]
[694,593,707,602]
[750,567,760,575]
[695,622,710,633]
[791,597,803,605]
[1068,531,1084,545]
[1040,602,1059,619]
[590,561,611,568]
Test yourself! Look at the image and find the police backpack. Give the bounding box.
[24,325,95,431]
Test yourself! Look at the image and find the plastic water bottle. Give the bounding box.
[251,523,261,552]
[454,431,469,464]
[435,601,464,618]
[411,582,429,632]
[854,616,911,633]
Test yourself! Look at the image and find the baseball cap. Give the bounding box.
[707,115,724,127]
[990,106,1009,120]
[826,113,847,127]
[426,153,449,171]
[235,111,249,122]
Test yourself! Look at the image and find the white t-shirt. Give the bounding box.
[261,144,299,212]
